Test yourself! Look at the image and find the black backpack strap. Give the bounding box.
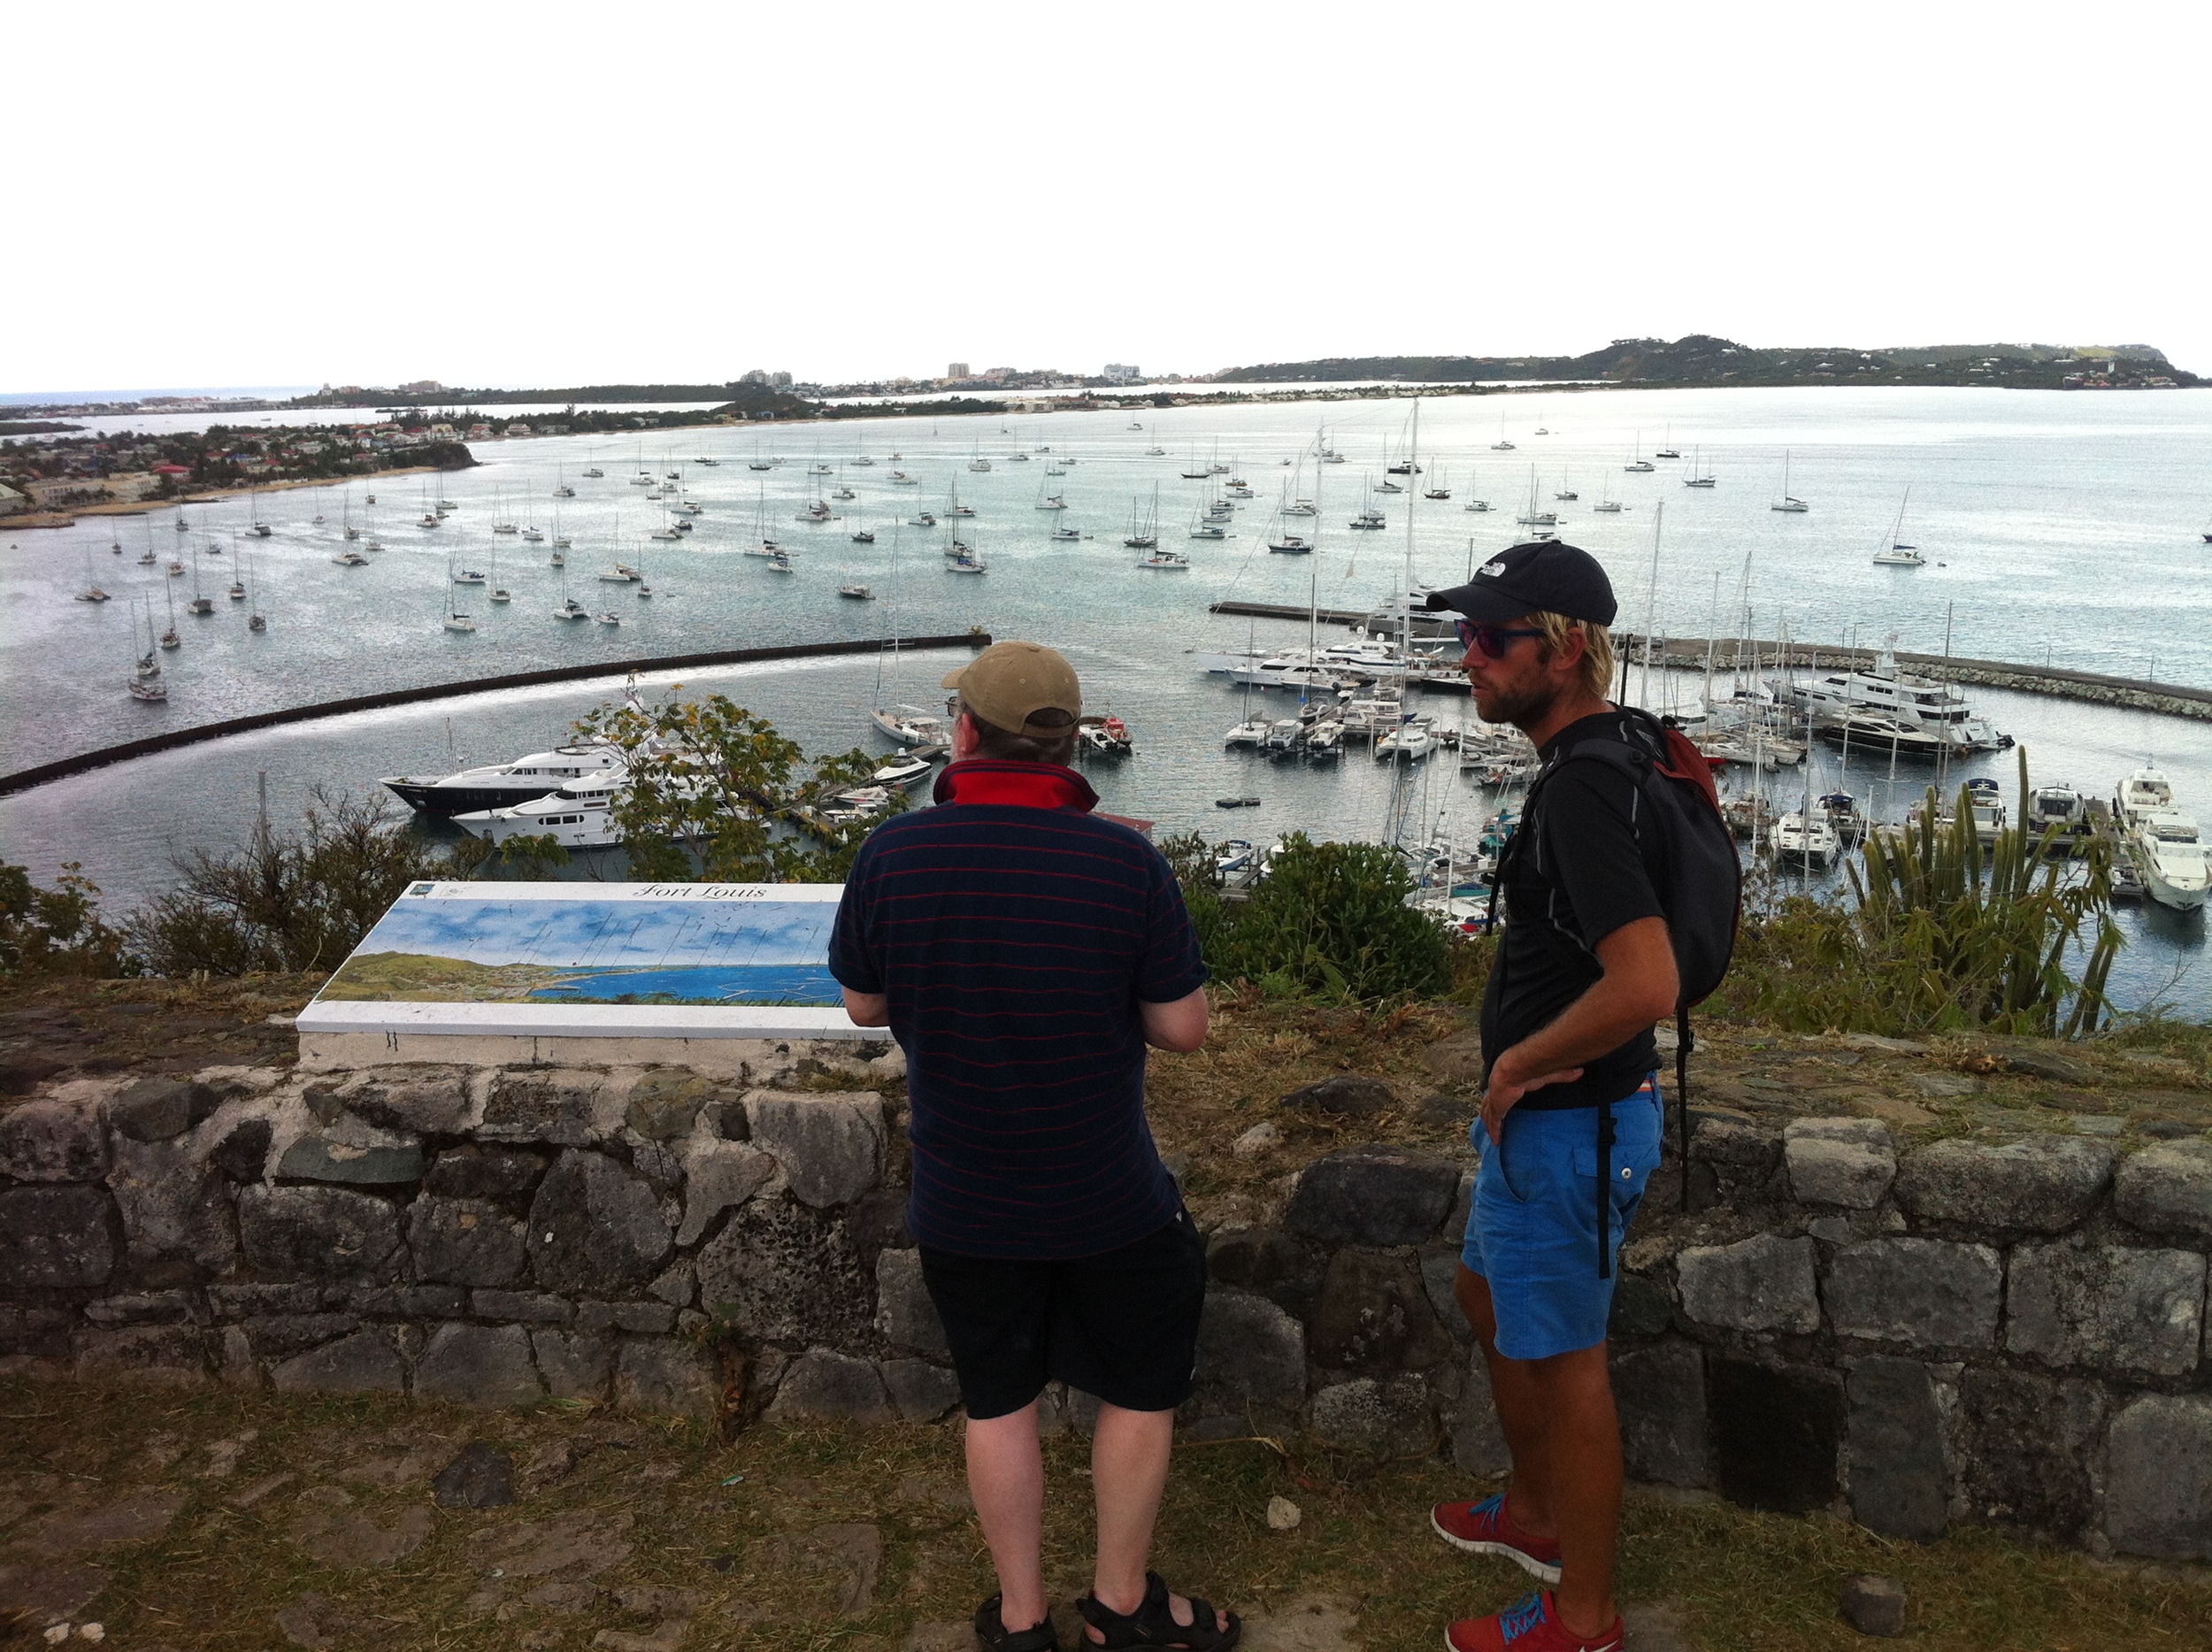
[1595,1095,1616,1279]
[1676,1008,1694,1211]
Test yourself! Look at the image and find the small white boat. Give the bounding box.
[554,597,591,621]
[453,569,488,585]
[1050,526,1081,542]
[947,550,988,573]
[1138,549,1191,570]
[443,613,477,634]
[596,611,622,626]
[331,549,370,566]
[839,583,873,600]
[1224,718,1271,748]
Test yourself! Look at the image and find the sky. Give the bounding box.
[11,2,2210,393]
[351,898,833,967]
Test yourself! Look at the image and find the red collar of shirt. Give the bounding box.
[932,758,1099,812]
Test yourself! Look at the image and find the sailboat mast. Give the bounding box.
[1638,503,1664,712]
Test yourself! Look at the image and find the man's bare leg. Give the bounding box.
[1454,1264,1621,1638]
[1087,1402,1227,1640]
[967,1400,1048,1633]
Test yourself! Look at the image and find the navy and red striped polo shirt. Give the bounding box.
[826,758,1208,1260]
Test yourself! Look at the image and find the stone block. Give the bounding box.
[336,1067,476,1134]
[481,1067,617,1147]
[0,1097,109,1181]
[649,1261,695,1307]
[472,1289,572,1325]
[1846,1357,1947,1541]
[742,1091,885,1208]
[614,1337,718,1418]
[413,1322,544,1405]
[1979,1037,2097,1085]
[243,1313,364,1363]
[350,1284,465,1318]
[108,1136,237,1272]
[423,1144,549,1208]
[1958,1367,2101,1541]
[211,1116,274,1184]
[238,1185,405,1282]
[532,1329,612,1401]
[673,1141,775,1246]
[1823,1239,2001,1349]
[1422,1030,1486,1088]
[1893,1135,2115,1233]
[1613,1339,1709,1487]
[1839,1575,1909,1639]
[879,1359,962,1424]
[526,1149,672,1295]
[1194,1289,1306,1409]
[2005,1241,2206,1376]
[81,1289,192,1325]
[269,1328,407,1395]
[874,1248,949,1359]
[2113,1141,2212,1243]
[1306,1374,1436,1458]
[210,1282,323,1318]
[768,1347,896,1423]
[1280,1075,1396,1117]
[1784,1118,1896,1209]
[277,1135,425,1187]
[626,1069,720,1140]
[1451,1352,1509,1478]
[408,1197,528,1288]
[1676,1233,1819,1333]
[577,1301,678,1335]
[695,1198,868,1345]
[0,1185,119,1290]
[111,1074,219,1142]
[1206,1227,1317,1295]
[1609,1272,1675,1339]
[1421,1249,1473,1341]
[73,1325,209,1387]
[1686,1118,1784,1210]
[1286,1146,1460,1247]
[1308,1248,1456,1372]
[2103,1394,2212,1561]
[1706,1356,1843,1515]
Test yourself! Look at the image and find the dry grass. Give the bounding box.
[3,1379,2205,1652]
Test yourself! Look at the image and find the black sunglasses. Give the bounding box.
[1455,619,1546,659]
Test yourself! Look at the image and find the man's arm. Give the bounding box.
[841,987,890,1027]
[1140,987,1208,1053]
[1480,915,1677,1142]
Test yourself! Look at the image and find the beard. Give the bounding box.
[1473,673,1563,731]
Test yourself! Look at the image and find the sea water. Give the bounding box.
[4,387,2208,1009]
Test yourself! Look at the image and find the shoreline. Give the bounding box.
[2,465,460,529]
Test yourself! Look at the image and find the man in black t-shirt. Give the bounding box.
[1420,544,1678,1652]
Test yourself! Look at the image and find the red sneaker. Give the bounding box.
[1430,1493,1563,1585]
[1444,1591,1624,1652]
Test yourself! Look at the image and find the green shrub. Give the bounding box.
[1164,832,1456,1004]
[0,861,132,979]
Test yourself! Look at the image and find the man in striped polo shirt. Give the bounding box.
[829,641,1240,1652]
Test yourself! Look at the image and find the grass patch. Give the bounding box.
[3,1379,2205,1651]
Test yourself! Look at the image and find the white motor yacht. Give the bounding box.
[1375,718,1434,761]
[382,741,627,816]
[1791,643,2008,752]
[454,772,628,849]
[2115,765,2177,826]
[2129,811,2209,911]
[1224,718,1271,748]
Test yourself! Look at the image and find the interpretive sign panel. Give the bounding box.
[296,881,867,1041]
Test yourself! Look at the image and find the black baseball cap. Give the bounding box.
[1425,541,1618,626]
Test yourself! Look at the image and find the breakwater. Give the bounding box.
[1618,638,2212,724]
[0,632,991,798]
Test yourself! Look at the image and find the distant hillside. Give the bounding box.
[1210,335,2194,389]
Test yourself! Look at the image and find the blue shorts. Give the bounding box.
[1461,1079,1663,1361]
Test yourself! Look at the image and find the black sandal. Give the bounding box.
[974,1594,1062,1652]
[1078,1572,1240,1652]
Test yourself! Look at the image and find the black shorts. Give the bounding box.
[918,1209,1209,1421]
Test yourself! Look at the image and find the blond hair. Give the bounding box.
[1528,611,1617,699]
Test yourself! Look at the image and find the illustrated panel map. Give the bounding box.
[313,881,845,1009]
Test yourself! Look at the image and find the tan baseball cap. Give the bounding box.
[941,641,1082,735]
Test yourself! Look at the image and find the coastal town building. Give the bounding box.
[1103,363,1141,383]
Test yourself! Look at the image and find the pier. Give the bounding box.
[0,632,991,798]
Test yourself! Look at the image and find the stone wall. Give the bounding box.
[3,1051,2208,1563]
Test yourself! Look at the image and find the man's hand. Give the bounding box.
[1479,1057,1585,1145]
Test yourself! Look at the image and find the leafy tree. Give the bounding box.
[573,690,900,882]
[0,862,132,979]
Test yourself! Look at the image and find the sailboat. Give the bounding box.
[186,543,215,615]
[1624,434,1655,473]
[1491,411,1516,451]
[1770,451,1809,512]
[1655,425,1681,459]
[342,488,359,540]
[1683,447,1717,488]
[1871,491,1926,566]
[489,537,511,603]
[246,549,268,631]
[73,548,112,603]
[249,489,272,536]
[127,601,167,701]
[442,563,477,632]
[554,466,575,499]
[746,485,784,557]
[159,580,180,649]
[1123,485,1160,549]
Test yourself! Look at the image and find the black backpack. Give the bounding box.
[1500,706,1743,1267]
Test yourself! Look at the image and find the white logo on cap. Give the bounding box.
[1479,559,1508,578]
